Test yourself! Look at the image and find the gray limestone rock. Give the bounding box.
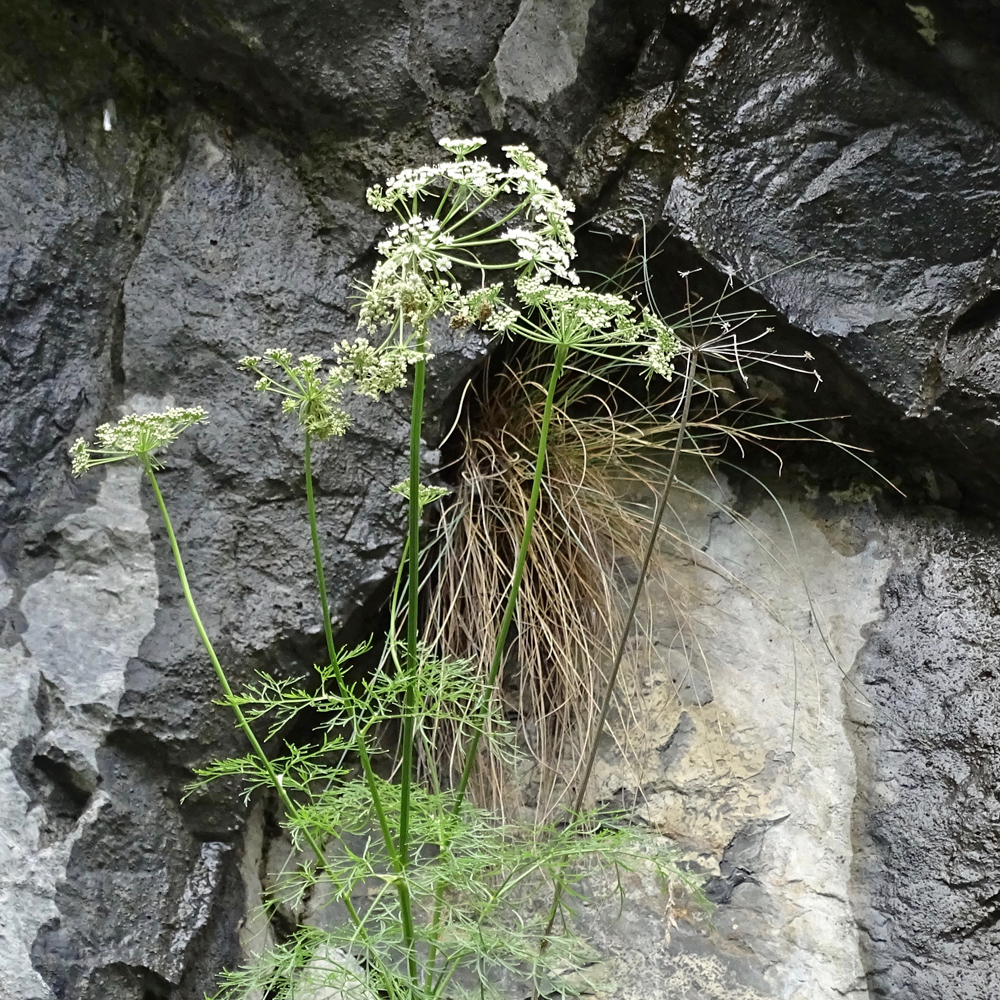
[569,475,1000,1000]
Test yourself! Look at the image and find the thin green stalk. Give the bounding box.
[439,186,505,234]
[449,197,532,241]
[399,330,428,861]
[385,537,410,675]
[302,432,339,664]
[426,344,570,987]
[302,432,418,968]
[303,433,398,855]
[142,461,371,937]
[453,341,569,808]
[397,324,429,979]
[536,347,698,956]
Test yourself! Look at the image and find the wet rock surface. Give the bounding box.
[850,513,1000,998]
[574,0,1000,510]
[2,0,1000,996]
[72,0,521,135]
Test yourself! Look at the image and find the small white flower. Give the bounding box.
[438,136,487,158]
[335,337,427,399]
[642,313,681,378]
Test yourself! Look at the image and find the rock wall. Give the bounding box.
[579,473,1000,999]
[2,0,999,997]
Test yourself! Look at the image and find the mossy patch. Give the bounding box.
[0,0,142,112]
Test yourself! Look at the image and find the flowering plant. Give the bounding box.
[70,139,696,1000]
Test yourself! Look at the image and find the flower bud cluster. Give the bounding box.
[390,479,450,509]
[237,332,434,438]
[501,227,576,284]
[359,270,464,333]
[334,338,426,399]
[640,313,682,379]
[239,351,351,439]
[375,218,457,273]
[503,144,576,261]
[448,284,518,334]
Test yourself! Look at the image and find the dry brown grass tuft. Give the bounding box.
[417,258,856,818]
[419,347,857,818]
[420,353,699,817]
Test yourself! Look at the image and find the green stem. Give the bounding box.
[303,432,337,664]
[385,537,410,674]
[302,432,418,980]
[453,341,568,809]
[397,326,428,976]
[449,197,530,242]
[536,347,698,959]
[424,345,568,987]
[424,889,443,992]
[399,345,427,853]
[143,462,370,936]
[304,434,399,856]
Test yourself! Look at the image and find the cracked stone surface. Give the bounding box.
[568,471,1000,999]
[849,513,1000,997]
[1,466,156,998]
[4,0,1000,996]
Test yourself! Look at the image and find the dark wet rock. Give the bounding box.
[6,0,1000,996]
[70,0,521,135]
[31,742,241,1000]
[0,2,493,996]
[113,121,412,762]
[851,513,1000,998]
[573,0,1000,510]
[480,0,680,174]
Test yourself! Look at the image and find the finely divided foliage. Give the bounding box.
[70,139,694,999]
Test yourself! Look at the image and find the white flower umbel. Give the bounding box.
[334,338,426,400]
[437,136,487,158]
[512,275,681,372]
[239,351,350,439]
[357,138,682,382]
[357,137,579,345]
[70,407,207,475]
[515,277,632,332]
